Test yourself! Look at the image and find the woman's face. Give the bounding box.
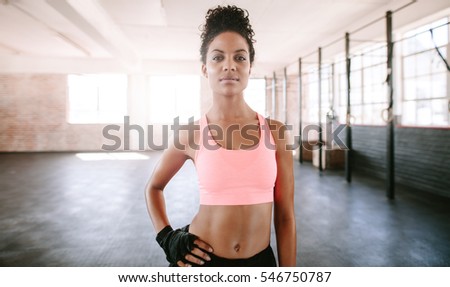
[202,31,251,97]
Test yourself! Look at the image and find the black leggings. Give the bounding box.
[201,245,277,267]
[169,225,277,267]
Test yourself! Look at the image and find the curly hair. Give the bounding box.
[200,5,255,64]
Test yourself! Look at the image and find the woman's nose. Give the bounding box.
[223,58,236,71]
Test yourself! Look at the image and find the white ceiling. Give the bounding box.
[0,0,449,75]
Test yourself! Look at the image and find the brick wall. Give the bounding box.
[352,125,450,198]
[0,74,119,151]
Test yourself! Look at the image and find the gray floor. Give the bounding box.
[0,151,449,267]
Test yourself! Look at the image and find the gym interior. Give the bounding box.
[0,0,449,266]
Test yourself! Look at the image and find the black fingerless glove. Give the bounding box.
[156,225,198,264]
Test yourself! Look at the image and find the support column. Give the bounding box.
[298,58,303,163]
[345,32,352,182]
[272,72,276,118]
[318,47,323,171]
[386,10,395,199]
[264,75,268,115]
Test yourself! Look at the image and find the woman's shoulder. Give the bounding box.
[263,117,293,151]
[170,119,201,158]
[264,117,284,128]
[263,117,288,136]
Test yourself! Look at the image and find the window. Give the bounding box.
[401,17,449,126]
[321,64,334,123]
[244,78,266,116]
[336,43,388,126]
[68,74,127,124]
[303,67,319,125]
[302,65,333,125]
[301,16,449,128]
[148,75,200,124]
[336,59,348,124]
[361,44,388,125]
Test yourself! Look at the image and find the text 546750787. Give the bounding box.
[259,271,332,283]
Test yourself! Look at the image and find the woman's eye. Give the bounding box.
[236,55,246,61]
[212,55,223,61]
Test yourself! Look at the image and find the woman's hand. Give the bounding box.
[156,225,214,266]
[177,238,213,267]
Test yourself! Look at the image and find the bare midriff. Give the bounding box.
[189,202,272,259]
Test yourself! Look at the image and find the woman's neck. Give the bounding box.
[208,94,254,121]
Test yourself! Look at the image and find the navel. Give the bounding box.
[234,243,240,253]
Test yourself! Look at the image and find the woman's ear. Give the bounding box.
[201,64,208,78]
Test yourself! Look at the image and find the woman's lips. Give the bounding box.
[220,77,239,82]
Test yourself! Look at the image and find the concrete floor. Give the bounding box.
[0,151,449,267]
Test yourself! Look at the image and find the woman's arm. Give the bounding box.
[270,119,297,267]
[145,129,212,266]
[145,140,188,232]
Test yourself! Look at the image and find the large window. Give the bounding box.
[68,74,127,124]
[148,75,200,124]
[302,67,319,125]
[302,15,449,128]
[303,64,335,124]
[321,64,334,123]
[336,43,388,125]
[244,78,266,116]
[361,44,388,125]
[401,17,449,126]
[337,59,348,124]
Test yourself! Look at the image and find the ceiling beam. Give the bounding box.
[46,0,141,71]
[0,42,21,55]
[9,1,91,57]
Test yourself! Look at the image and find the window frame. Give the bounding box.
[67,73,128,124]
[399,17,449,127]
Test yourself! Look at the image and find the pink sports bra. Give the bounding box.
[194,113,277,205]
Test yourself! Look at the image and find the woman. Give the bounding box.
[145,5,296,267]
